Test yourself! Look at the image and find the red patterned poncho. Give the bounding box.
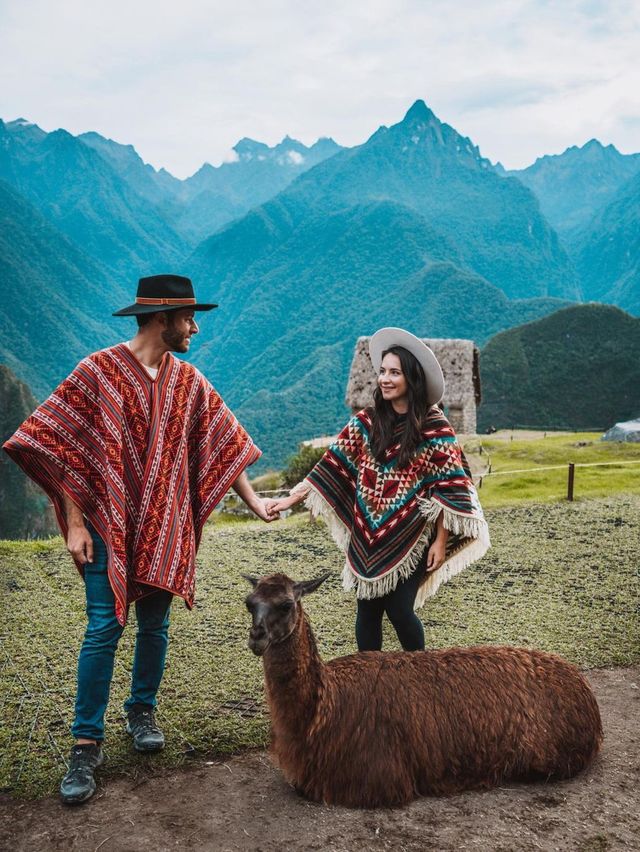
[3,344,261,624]
[302,407,490,607]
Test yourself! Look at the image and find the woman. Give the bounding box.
[272,328,490,652]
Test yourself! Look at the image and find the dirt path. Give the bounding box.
[1,666,638,852]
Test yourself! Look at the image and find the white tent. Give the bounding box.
[602,419,640,443]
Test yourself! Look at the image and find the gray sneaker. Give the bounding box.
[125,705,165,753]
[59,743,105,805]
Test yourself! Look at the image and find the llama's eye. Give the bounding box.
[278,600,294,611]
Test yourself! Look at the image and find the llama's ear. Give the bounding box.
[293,572,331,599]
[241,573,260,587]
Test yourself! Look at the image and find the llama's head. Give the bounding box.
[243,572,330,656]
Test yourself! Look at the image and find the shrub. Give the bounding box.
[250,471,283,492]
[282,444,327,489]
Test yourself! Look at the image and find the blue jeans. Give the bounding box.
[71,526,173,741]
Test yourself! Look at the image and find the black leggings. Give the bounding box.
[355,561,427,652]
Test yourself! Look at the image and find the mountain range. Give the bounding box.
[573,169,640,316]
[185,100,581,463]
[1,101,638,470]
[0,118,343,401]
[0,177,127,396]
[205,99,579,301]
[0,119,185,285]
[507,139,640,241]
[79,130,342,244]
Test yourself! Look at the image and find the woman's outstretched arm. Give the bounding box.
[270,482,311,513]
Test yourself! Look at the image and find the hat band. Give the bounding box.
[135,297,196,305]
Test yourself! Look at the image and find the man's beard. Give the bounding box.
[161,322,188,352]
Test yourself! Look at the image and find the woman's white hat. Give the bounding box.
[369,327,445,406]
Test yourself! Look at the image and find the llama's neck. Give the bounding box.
[262,612,323,737]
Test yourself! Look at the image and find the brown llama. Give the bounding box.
[243,572,603,809]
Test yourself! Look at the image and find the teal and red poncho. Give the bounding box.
[3,344,261,624]
[301,407,489,607]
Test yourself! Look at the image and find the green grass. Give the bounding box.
[468,433,640,508]
[1,495,639,799]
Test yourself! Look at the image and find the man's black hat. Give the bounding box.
[112,274,218,316]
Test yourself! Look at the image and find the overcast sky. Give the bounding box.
[1,0,638,178]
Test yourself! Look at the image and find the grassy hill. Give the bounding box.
[471,432,640,507]
[478,304,640,432]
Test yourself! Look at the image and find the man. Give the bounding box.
[3,274,278,804]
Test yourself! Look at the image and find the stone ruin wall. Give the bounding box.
[345,337,481,435]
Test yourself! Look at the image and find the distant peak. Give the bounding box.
[193,162,216,175]
[403,100,435,123]
[310,137,342,154]
[555,138,623,161]
[232,137,271,162]
[5,118,45,137]
[47,128,74,143]
[275,136,306,151]
[234,137,269,153]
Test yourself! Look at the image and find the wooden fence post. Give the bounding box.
[567,463,575,501]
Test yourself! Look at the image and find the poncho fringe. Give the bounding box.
[305,485,490,608]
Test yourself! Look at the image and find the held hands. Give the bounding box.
[231,472,280,523]
[252,492,306,521]
[253,497,281,523]
[66,524,94,563]
[231,471,307,523]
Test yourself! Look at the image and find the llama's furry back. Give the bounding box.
[271,642,602,807]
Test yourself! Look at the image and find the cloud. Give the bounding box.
[445,77,559,113]
[0,0,638,175]
[220,149,240,164]
[618,113,640,130]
